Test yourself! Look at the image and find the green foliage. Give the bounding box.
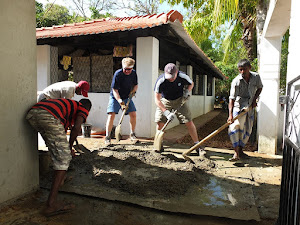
[90,6,113,19]
[36,1,73,27]
[214,62,238,97]
[166,0,258,62]
[35,0,112,28]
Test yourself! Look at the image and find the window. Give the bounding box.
[192,74,204,95]
[73,55,113,92]
[207,76,213,96]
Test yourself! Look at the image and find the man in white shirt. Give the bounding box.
[37,80,90,102]
[227,59,263,161]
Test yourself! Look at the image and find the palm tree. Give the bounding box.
[166,0,268,62]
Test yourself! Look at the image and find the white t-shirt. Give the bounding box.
[42,81,77,99]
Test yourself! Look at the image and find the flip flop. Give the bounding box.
[44,203,75,217]
[229,157,240,162]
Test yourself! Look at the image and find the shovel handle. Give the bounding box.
[182,107,251,157]
[118,93,134,125]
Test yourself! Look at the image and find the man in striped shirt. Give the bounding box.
[154,63,204,156]
[26,98,91,216]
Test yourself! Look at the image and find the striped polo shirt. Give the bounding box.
[32,99,89,131]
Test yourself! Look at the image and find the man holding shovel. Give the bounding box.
[105,57,138,145]
[227,59,263,161]
[154,63,204,155]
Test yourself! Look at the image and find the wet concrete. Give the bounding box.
[38,140,280,222]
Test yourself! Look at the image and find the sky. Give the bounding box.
[36,0,187,18]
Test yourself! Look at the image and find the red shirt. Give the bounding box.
[32,99,89,131]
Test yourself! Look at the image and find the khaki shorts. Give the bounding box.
[26,108,71,170]
[155,97,191,124]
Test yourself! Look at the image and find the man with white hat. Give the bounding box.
[105,57,138,145]
[37,80,90,102]
[154,63,204,156]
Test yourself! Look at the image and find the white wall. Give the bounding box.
[257,0,294,155]
[37,45,51,91]
[287,0,300,83]
[258,37,281,154]
[76,68,216,137]
[0,0,38,204]
[74,93,109,132]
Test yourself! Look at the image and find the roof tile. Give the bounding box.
[36,10,183,39]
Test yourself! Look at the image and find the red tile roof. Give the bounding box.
[36,10,226,79]
[36,10,183,39]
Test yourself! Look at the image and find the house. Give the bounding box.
[36,10,226,138]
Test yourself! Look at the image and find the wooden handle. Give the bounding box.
[118,95,133,125]
[183,107,251,156]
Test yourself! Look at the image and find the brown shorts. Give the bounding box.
[26,108,71,170]
[155,97,191,124]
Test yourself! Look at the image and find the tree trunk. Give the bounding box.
[256,0,269,66]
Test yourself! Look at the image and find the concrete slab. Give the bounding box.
[40,142,261,221]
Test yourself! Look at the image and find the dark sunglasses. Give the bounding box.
[124,68,133,71]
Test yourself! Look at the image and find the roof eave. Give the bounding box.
[169,21,226,80]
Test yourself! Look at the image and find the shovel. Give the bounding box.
[182,106,251,162]
[115,94,133,142]
[153,97,189,151]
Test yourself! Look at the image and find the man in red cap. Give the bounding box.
[37,80,90,102]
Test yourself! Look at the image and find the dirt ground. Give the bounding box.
[0,109,281,225]
[180,108,258,152]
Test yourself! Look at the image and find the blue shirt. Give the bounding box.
[110,69,138,99]
[154,72,193,100]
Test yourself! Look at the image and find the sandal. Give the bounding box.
[229,157,240,162]
[43,203,75,217]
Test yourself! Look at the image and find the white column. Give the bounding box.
[204,75,208,113]
[186,65,194,116]
[186,65,193,77]
[258,36,282,154]
[136,37,159,138]
[286,0,300,82]
[37,45,51,91]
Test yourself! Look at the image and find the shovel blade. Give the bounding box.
[153,130,164,151]
[115,124,122,142]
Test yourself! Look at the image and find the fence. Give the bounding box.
[277,75,300,225]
